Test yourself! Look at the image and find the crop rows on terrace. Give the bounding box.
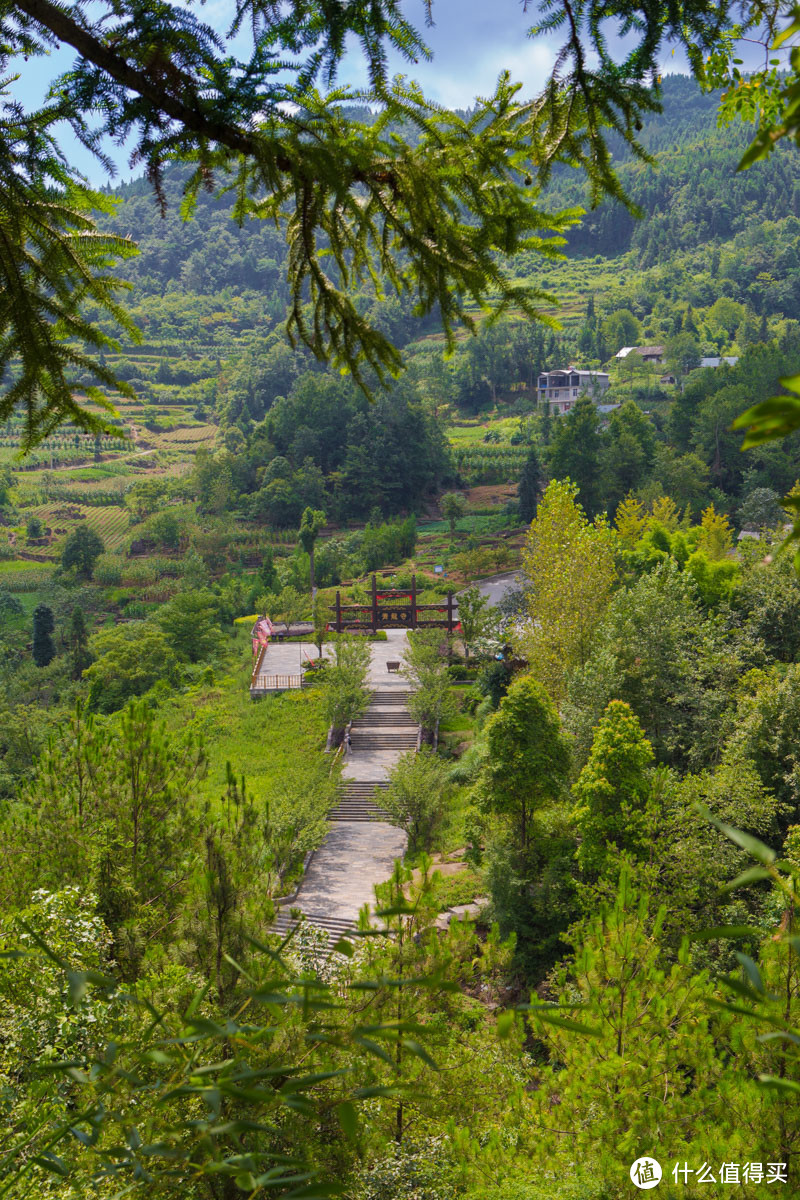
[454,445,527,484]
[157,425,218,445]
[30,503,131,552]
[0,563,55,591]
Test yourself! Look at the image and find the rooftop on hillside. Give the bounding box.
[614,345,665,361]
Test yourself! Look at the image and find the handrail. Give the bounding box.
[250,644,267,688]
[251,674,304,691]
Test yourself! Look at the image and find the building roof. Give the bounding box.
[614,345,665,359]
[597,404,621,414]
[541,366,609,378]
[700,356,739,368]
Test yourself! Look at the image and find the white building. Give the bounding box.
[537,367,611,414]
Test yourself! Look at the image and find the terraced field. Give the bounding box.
[28,503,131,553]
[155,424,218,446]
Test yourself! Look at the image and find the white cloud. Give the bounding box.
[418,38,561,107]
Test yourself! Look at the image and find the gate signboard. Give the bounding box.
[330,574,456,633]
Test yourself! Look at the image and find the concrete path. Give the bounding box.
[294,824,407,920]
[343,629,413,782]
[363,629,411,685]
[282,629,412,926]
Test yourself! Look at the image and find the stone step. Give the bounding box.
[351,735,417,749]
[353,716,417,727]
[362,717,415,725]
[354,727,416,736]
[330,805,393,821]
[362,700,412,710]
[353,729,417,736]
[332,780,393,821]
[273,909,354,932]
[272,910,356,950]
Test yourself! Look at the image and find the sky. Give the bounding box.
[10,0,695,184]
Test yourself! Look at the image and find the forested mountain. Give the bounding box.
[546,75,800,258]
[103,77,800,298]
[98,75,800,395]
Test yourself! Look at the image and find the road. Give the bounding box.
[468,571,527,607]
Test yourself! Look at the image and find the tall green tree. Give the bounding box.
[298,506,326,598]
[83,624,180,712]
[192,769,275,1005]
[312,594,329,659]
[32,603,55,667]
[440,492,466,541]
[548,396,603,516]
[383,748,452,853]
[402,628,456,739]
[2,700,206,970]
[457,585,493,661]
[323,634,371,738]
[259,546,279,594]
[600,307,641,354]
[61,525,104,579]
[566,563,709,768]
[572,700,655,882]
[156,590,222,664]
[601,400,656,512]
[481,675,571,849]
[518,441,543,524]
[521,479,616,704]
[68,605,91,680]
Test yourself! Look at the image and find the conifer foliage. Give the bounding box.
[0,103,139,447]
[0,0,583,444]
[31,602,55,667]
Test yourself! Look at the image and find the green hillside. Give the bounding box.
[82,75,799,424]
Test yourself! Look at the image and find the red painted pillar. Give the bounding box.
[411,573,417,629]
[335,590,342,632]
[371,573,378,632]
[447,589,454,632]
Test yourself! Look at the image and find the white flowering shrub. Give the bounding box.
[357,1138,459,1200]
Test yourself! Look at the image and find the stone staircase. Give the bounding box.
[270,660,415,946]
[271,908,357,955]
[331,780,392,822]
[370,690,413,705]
[349,690,418,752]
